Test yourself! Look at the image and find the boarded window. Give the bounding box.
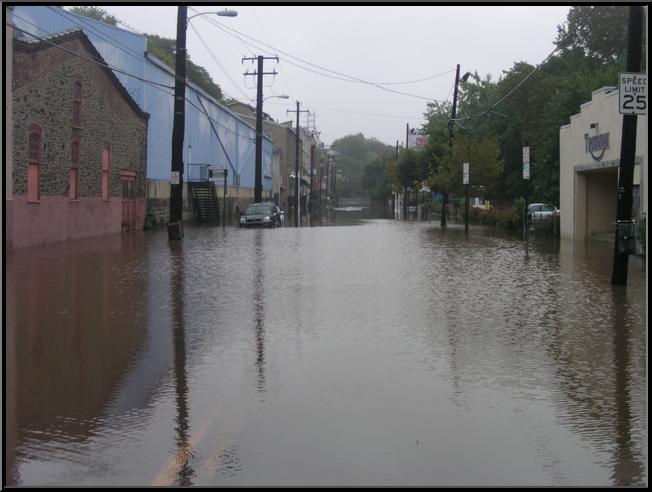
[72,79,82,127]
[102,145,110,200]
[27,126,41,203]
[70,140,79,200]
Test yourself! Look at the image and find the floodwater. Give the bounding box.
[4,215,648,486]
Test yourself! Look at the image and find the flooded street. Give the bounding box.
[5,217,648,486]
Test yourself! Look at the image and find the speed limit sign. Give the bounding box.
[619,73,647,115]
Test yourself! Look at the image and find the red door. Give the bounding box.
[120,171,137,232]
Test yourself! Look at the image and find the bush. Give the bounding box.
[636,215,646,256]
[466,198,523,231]
[143,209,159,230]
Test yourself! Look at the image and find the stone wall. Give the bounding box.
[10,33,148,248]
[13,36,148,199]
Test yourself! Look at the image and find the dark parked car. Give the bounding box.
[239,202,283,228]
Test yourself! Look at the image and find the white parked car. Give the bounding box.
[528,203,560,221]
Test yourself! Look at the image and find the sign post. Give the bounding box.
[463,162,470,233]
[522,146,530,239]
[208,166,228,229]
[612,6,645,286]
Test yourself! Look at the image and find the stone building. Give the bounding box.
[10,29,149,249]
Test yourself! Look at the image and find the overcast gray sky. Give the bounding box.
[102,5,571,146]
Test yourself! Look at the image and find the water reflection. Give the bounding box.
[611,288,646,485]
[169,242,195,486]
[5,234,150,485]
[4,222,647,486]
[253,230,266,395]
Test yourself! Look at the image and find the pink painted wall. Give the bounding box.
[5,200,14,250]
[10,196,145,249]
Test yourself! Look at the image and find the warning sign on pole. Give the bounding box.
[523,146,530,180]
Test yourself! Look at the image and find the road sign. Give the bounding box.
[208,165,227,182]
[171,171,180,185]
[463,162,469,185]
[523,146,530,180]
[619,72,647,115]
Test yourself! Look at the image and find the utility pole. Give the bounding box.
[611,5,644,286]
[523,145,530,240]
[287,101,309,227]
[309,143,315,220]
[443,64,462,228]
[463,162,469,233]
[167,5,187,241]
[243,55,278,203]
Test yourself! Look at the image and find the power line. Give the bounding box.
[451,9,592,123]
[9,19,176,90]
[189,22,254,102]
[48,7,147,67]
[204,19,448,103]
[265,100,425,121]
[9,20,261,144]
[250,6,292,97]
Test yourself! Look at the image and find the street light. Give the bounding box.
[168,7,238,241]
[263,94,289,102]
[187,9,238,24]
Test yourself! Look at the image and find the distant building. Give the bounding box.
[10,29,149,248]
[227,102,302,214]
[559,87,647,241]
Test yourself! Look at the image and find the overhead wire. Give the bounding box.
[9,20,261,143]
[451,8,592,123]
[203,18,449,103]
[250,6,292,96]
[188,21,254,102]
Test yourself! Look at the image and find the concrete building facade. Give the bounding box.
[559,87,647,241]
[10,29,149,248]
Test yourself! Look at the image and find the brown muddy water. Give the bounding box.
[4,217,648,486]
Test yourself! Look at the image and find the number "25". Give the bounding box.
[623,94,646,111]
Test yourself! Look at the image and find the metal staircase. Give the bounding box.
[190,182,220,225]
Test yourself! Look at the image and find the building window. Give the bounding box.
[27,125,41,203]
[70,140,80,200]
[72,79,82,128]
[102,145,110,200]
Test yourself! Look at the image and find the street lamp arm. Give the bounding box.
[186,9,238,25]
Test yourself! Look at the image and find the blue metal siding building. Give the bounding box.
[12,5,273,190]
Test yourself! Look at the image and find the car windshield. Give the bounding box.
[246,205,272,215]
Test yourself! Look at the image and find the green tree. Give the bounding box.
[145,34,223,102]
[429,136,502,198]
[331,133,394,197]
[555,6,630,66]
[69,6,118,25]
